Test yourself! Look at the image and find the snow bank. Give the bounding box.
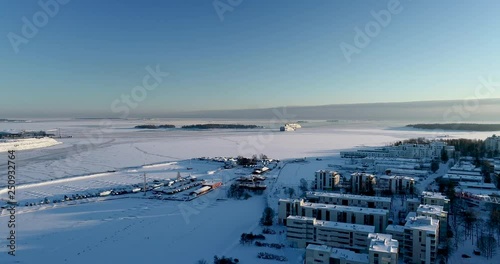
[0,137,61,152]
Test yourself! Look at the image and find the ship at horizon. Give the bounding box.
[280,123,302,132]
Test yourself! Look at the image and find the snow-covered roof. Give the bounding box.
[385,224,405,233]
[316,170,339,174]
[442,174,483,182]
[422,191,448,200]
[417,204,446,217]
[307,244,369,263]
[379,175,415,181]
[300,201,389,215]
[287,215,315,221]
[315,220,375,233]
[447,170,482,176]
[405,212,417,222]
[458,182,497,189]
[330,247,369,263]
[406,197,421,203]
[405,216,439,233]
[368,233,399,254]
[306,244,331,253]
[457,188,500,196]
[384,168,428,176]
[307,192,392,203]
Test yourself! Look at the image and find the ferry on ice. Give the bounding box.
[280,123,301,132]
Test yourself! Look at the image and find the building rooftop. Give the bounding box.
[422,191,448,200]
[379,175,415,181]
[307,191,392,203]
[306,244,331,254]
[457,188,500,196]
[330,247,369,263]
[405,212,417,222]
[315,220,376,233]
[386,224,405,233]
[417,204,447,217]
[300,201,389,215]
[316,170,340,174]
[405,216,439,232]
[307,244,369,263]
[458,182,497,189]
[368,233,399,254]
[287,215,315,222]
[447,170,482,176]
[406,197,421,203]
[442,174,483,182]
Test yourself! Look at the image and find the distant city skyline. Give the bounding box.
[1,0,500,117]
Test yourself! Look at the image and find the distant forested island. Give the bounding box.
[0,119,27,122]
[181,124,263,129]
[135,124,176,129]
[407,123,500,131]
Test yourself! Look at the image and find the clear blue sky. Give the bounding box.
[1,0,500,117]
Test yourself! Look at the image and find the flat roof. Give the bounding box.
[307,192,392,203]
[379,175,415,181]
[386,224,405,233]
[442,174,483,181]
[330,248,369,263]
[307,244,369,263]
[422,191,448,200]
[315,220,375,233]
[458,182,497,189]
[300,201,389,215]
[405,212,417,222]
[406,197,421,203]
[306,244,331,253]
[287,215,315,221]
[457,188,500,196]
[417,204,446,216]
[368,233,399,254]
[316,170,339,174]
[405,216,439,232]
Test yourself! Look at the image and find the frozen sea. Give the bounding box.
[0,118,499,263]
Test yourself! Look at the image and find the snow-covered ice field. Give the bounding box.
[0,119,499,263]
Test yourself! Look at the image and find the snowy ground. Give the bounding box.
[0,119,499,263]
[0,137,61,153]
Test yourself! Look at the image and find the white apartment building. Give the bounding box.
[405,198,421,212]
[378,175,415,194]
[417,204,447,244]
[314,170,341,190]
[385,225,405,251]
[306,192,392,210]
[368,233,399,264]
[278,199,389,232]
[422,191,450,210]
[351,173,377,194]
[340,142,454,160]
[286,216,375,251]
[305,233,399,264]
[485,135,500,152]
[442,174,483,183]
[306,244,369,264]
[403,216,439,264]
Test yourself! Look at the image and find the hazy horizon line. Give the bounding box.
[3,97,500,121]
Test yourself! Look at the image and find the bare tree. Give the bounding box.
[477,235,497,259]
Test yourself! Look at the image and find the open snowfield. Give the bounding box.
[1,119,499,263]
